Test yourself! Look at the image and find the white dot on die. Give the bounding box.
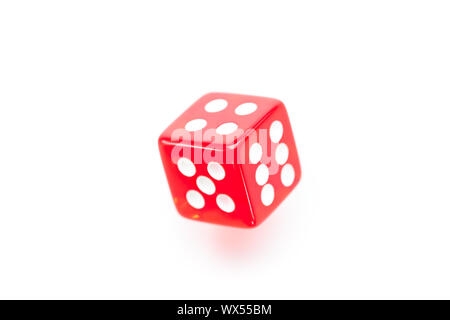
[177,157,196,177]
[270,121,283,143]
[216,194,235,213]
[281,164,295,187]
[185,119,207,132]
[205,99,228,113]
[207,162,225,181]
[261,184,275,206]
[216,122,238,135]
[255,164,269,186]
[275,143,289,165]
[186,190,205,209]
[196,176,216,195]
[249,143,263,164]
[235,102,257,116]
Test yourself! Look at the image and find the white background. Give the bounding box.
[0,1,449,299]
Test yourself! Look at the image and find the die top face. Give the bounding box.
[159,93,283,148]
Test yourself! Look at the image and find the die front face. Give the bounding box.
[158,145,254,228]
[158,93,301,228]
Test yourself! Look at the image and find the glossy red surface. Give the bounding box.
[158,93,301,228]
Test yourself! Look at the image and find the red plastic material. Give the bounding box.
[159,93,301,228]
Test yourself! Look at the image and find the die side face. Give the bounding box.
[158,92,301,228]
[239,103,302,227]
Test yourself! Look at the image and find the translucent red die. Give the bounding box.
[158,93,301,228]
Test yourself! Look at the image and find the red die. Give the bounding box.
[158,93,301,228]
